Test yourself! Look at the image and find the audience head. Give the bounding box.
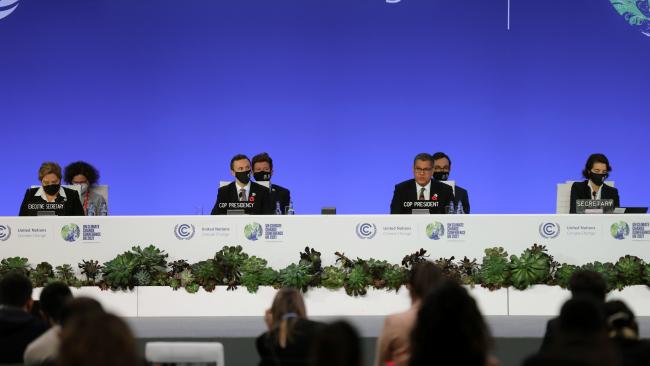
[568,270,607,302]
[60,297,105,328]
[268,288,307,348]
[58,312,139,366]
[310,320,362,366]
[407,261,443,302]
[39,282,72,325]
[0,272,33,310]
[604,300,638,340]
[558,296,607,335]
[410,280,491,366]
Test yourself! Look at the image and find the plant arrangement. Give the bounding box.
[0,244,648,296]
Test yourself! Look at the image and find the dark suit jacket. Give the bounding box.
[19,187,84,216]
[454,185,470,214]
[0,308,48,363]
[390,179,455,214]
[270,184,291,214]
[256,319,323,366]
[569,180,620,214]
[211,181,273,215]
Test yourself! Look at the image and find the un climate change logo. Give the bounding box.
[539,223,560,239]
[425,222,445,240]
[61,224,80,242]
[611,221,630,240]
[244,222,263,241]
[0,0,20,21]
[355,223,377,239]
[174,224,195,240]
[610,0,650,36]
[0,225,11,241]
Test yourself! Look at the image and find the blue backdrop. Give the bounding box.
[1,0,648,215]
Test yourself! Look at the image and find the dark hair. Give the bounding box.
[39,282,72,324]
[604,300,638,340]
[559,296,606,334]
[64,161,100,186]
[413,153,433,166]
[569,271,607,302]
[60,297,105,327]
[431,152,451,167]
[58,313,139,366]
[409,280,490,366]
[0,272,33,307]
[269,288,307,348]
[582,154,612,180]
[230,154,250,170]
[408,261,443,300]
[252,152,274,170]
[310,321,361,366]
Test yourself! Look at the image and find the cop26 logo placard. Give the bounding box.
[610,0,650,36]
[355,223,377,239]
[0,0,20,21]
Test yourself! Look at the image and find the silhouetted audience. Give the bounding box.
[375,261,443,366]
[24,282,72,365]
[604,300,650,366]
[256,288,324,366]
[409,280,499,366]
[311,320,362,366]
[0,272,48,363]
[540,270,608,352]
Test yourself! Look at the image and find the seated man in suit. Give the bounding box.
[432,152,470,213]
[211,154,273,215]
[252,152,291,214]
[390,153,455,214]
[569,153,620,214]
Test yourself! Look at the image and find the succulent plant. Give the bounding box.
[458,257,479,285]
[279,264,312,292]
[185,283,200,293]
[55,264,81,287]
[241,256,277,293]
[509,244,553,290]
[0,257,31,276]
[299,247,322,286]
[643,263,650,286]
[169,259,191,275]
[614,255,645,289]
[30,262,55,287]
[554,263,579,289]
[191,260,221,292]
[101,251,138,290]
[434,256,461,283]
[367,259,390,289]
[214,246,249,290]
[132,245,168,275]
[581,261,617,292]
[344,266,371,296]
[334,252,355,269]
[320,265,346,289]
[383,264,407,292]
[477,247,510,290]
[134,270,152,286]
[78,260,102,285]
[401,249,429,269]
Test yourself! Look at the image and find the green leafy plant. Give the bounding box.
[554,263,579,289]
[279,264,312,292]
[0,257,31,276]
[320,265,346,289]
[401,249,429,269]
[299,247,322,287]
[434,256,461,283]
[30,262,55,287]
[55,264,81,287]
[192,260,221,292]
[345,265,371,296]
[241,256,278,293]
[581,261,617,291]
[477,247,510,290]
[643,263,650,286]
[614,255,645,289]
[132,245,169,286]
[509,244,553,290]
[382,264,407,292]
[458,256,479,285]
[214,246,249,290]
[101,251,138,290]
[78,260,102,285]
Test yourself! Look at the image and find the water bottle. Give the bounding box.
[275,201,282,215]
[286,201,295,215]
[456,201,464,215]
[447,201,455,214]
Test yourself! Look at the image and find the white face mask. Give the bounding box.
[75,183,89,195]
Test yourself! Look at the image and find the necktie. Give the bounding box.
[239,188,247,202]
[419,187,425,200]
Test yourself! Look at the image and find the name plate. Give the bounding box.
[403,201,439,208]
[576,199,614,214]
[218,202,255,209]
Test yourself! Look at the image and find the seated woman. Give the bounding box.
[256,288,323,366]
[570,153,620,213]
[19,162,84,216]
[64,161,107,216]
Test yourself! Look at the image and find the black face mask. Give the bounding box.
[235,171,251,184]
[589,172,608,186]
[253,171,271,182]
[433,172,450,181]
[43,184,60,196]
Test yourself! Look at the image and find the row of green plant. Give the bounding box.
[1,244,649,295]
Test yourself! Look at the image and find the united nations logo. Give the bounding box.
[174,224,195,240]
[0,0,20,21]
[610,0,650,37]
[244,222,263,241]
[539,222,560,239]
[61,224,80,242]
[425,222,445,240]
[355,223,377,239]
[0,225,11,241]
[611,221,630,240]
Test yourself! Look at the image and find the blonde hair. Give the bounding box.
[38,162,62,181]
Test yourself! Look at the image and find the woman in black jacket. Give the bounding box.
[570,153,620,214]
[19,162,84,216]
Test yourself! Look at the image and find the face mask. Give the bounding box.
[75,183,89,195]
[433,172,450,181]
[589,172,608,186]
[235,171,251,184]
[253,171,271,181]
[43,184,60,196]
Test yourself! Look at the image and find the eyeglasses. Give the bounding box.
[414,168,433,174]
